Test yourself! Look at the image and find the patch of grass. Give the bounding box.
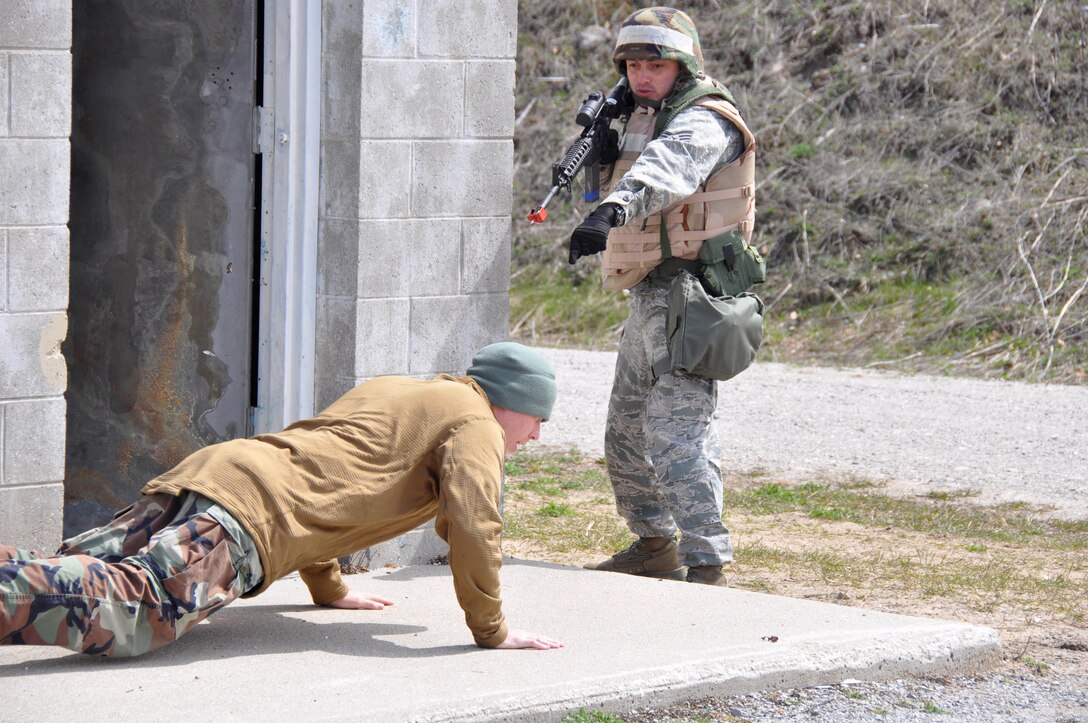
[790,141,819,160]
[516,475,583,496]
[745,482,826,513]
[509,270,628,350]
[1022,656,1051,674]
[503,451,1088,624]
[808,507,848,521]
[538,502,576,517]
[724,482,1078,550]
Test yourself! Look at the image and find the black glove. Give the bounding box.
[568,204,618,265]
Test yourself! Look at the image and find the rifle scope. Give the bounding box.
[576,92,606,128]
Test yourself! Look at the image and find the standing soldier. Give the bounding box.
[569,7,759,586]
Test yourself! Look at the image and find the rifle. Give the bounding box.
[526,77,631,224]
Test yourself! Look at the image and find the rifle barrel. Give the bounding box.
[527,185,560,224]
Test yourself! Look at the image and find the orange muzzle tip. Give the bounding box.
[527,208,548,224]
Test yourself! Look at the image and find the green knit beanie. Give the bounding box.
[467,342,557,421]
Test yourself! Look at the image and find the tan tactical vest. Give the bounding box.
[600,98,756,291]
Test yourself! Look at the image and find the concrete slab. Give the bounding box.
[1,559,1000,723]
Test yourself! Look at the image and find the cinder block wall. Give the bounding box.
[317,0,516,407]
[0,1,72,551]
[0,0,517,551]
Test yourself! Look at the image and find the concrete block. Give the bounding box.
[315,296,357,384]
[0,230,6,309]
[343,523,449,570]
[0,0,72,49]
[0,139,70,225]
[0,483,63,552]
[358,140,412,219]
[322,54,361,140]
[355,297,411,377]
[318,218,360,297]
[7,226,68,311]
[418,0,516,58]
[322,0,362,139]
[412,140,513,217]
[410,220,463,296]
[409,292,507,374]
[314,375,358,415]
[461,217,511,293]
[362,0,417,58]
[360,60,463,139]
[319,139,360,219]
[465,60,515,138]
[2,397,65,484]
[357,219,460,298]
[0,55,8,136]
[10,52,72,138]
[0,312,67,397]
[323,0,363,54]
[356,220,411,298]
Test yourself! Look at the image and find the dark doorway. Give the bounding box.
[65,0,259,534]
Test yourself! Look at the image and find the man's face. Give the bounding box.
[492,406,543,456]
[625,58,682,103]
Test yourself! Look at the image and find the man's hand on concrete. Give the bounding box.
[496,628,566,650]
[328,590,396,610]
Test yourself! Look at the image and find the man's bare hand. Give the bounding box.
[327,591,396,610]
[496,628,565,650]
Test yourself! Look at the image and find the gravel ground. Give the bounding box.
[534,347,1088,722]
[536,348,1088,520]
[619,672,1088,722]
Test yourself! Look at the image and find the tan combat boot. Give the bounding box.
[685,564,728,586]
[583,536,685,580]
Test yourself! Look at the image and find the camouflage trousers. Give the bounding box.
[605,281,733,567]
[0,492,262,657]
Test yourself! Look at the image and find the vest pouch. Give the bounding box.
[699,230,767,297]
[662,270,764,382]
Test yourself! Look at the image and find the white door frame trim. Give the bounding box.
[253,0,320,433]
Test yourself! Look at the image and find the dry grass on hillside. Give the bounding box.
[513,1,1088,383]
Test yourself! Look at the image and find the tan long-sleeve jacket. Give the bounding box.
[143,374,509,647]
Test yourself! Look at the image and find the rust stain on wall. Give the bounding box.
[134,222,203,471]
[64,0,254,535]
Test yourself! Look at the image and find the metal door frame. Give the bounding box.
[253,0,321,433]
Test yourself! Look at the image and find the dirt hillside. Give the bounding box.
[513,1,1088,385]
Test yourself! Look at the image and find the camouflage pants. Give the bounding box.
[0,492,262,657]
[605,281,732,567]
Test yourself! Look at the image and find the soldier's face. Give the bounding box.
[626,59,681,103]
[492,406,543,456]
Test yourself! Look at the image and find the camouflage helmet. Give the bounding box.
[612,7,704,79]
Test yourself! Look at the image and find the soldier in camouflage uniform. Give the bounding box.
[1,342,565,656]
[570,7,759,586]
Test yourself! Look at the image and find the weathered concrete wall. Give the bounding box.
[316,0,516,408]
[63,0,257,537]
[0,1,72,551]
